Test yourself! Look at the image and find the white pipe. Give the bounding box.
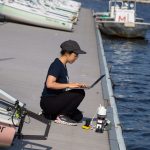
[0,89,24,107]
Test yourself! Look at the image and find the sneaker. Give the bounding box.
[54,115,77,126]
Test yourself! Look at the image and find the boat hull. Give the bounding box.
[0,4,73,31]
[98,21,150,38]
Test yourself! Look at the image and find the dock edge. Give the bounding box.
[94,23,127,150]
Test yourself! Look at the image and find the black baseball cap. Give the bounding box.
[60,40,86,54]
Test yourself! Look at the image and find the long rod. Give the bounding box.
[0,89,24,107]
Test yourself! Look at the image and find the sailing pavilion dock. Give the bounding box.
[0,8,125,150]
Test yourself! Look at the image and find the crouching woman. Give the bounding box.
[40,40,87,126]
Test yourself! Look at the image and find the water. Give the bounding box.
[103,36,150,150]
[77,0,150,149]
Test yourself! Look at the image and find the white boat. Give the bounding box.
[51,0,80,13]
[58,0,81,8]
[94,0,150,38]
[37,0,79,23]
[97,20,150,38]
[52,0,81,12]
[0,0,74,31]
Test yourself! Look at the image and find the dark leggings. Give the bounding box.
[40,89,85,120]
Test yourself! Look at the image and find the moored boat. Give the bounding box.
[97,20,150,38]
[94,0,150,38]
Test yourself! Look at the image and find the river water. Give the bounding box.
[77,0,150,149]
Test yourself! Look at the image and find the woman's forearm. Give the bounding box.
[46,82,69,90]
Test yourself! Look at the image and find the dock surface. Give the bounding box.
[0,8,110,150]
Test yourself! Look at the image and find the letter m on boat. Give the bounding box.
[115,10,135,23]
[118,16,126,22]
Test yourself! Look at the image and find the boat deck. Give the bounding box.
[0,8,110,150]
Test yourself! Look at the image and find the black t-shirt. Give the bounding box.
[41,58,68,97]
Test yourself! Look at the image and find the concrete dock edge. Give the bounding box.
[94,24,127,150]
